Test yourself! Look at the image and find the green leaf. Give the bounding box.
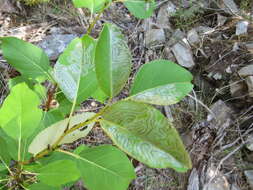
[75,145,135,190]
[95,23,132,98]
[0,137,11,165]
[129,60,193,105]
[56,93,77,116]
[1,37,52,80]
[91,87,108,103]
[28,112,95,155]
[42,109,65,127]
[72,0,108,12]
[54,35,98,104]
[124,0,156,19]
[0,164,6,172]
[28,183,56,190]
[8,76,34,89]
[0,83,43,140]
[0,129,18,161]
[37,160,80,187]
[101,100,192,172]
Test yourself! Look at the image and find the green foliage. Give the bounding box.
[1,37,52,80]
[101,100,192,172]
[72,0,110,13]
[129,60,193,105]
[54,35,98,104]
[37,159,80,186]
[76,145,136,190]
[0,0,194,189]
[171,2,204,30]
[0,83,42,140]
[95,23,132,97]
[124,0,156,19]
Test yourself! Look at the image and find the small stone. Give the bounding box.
[187,168,199,190]
[217,14,227,26]
[246,76,253,97]
[187,29,200,45]
[171,41,195,68]
[156,1,176,29]
[196,26,215,35]
[145,29,166,48]
[245,42,253,54]
[207,100,233,129]
[231,184,241,190]
[229,80,247,97]
[246,135,253,151]
[38,34,77,60]
[163,46,176,62]
[0,0,17,13]
[245,170,253,189]
[219,0,239,15]
[167,29,185,46]
[236,21,249,36]
[212,72,223,80]
[238,64,253,77]
[165,1,177,15]
[203,166,230,190]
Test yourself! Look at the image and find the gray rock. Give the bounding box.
[236,21,249,36]
[156,1,176,29]
[145,29,166,48]
[187,29,200,45]
[196,26,215,35]
[246,76,253,97]
[164,1,177,15]
[163,46,176,62]
[246,135,253,151]
[231,184,241,190]
[171,41,195,68]
[167,29,185,46]
[238,64,253,77]
[211,72,223,80]
[38,34,77,60]
[207,100,233,129]
[245,170,253,189]
[217,14,227,26]
[0,0,17,13]
[245,42,253,54]
[187,168,199,190]
[219,0,239,15]
[203,183,230,190]
[229,80,247,98]
[203,166,230,190]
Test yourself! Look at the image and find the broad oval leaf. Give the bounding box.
[124,0,156,19]
[54,35,98,104]
[0,83,42,140]
[95,23,132,97]
[37,160,80,187]
[72,0,108,13]
[1,37,52,79]
[101,100,192,172]
[129,60,193,105]
[75,145,135,190]
[28,112,95,155]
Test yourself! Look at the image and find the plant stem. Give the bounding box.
[87,2,109,35]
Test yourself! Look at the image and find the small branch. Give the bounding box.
[87,2,110,35]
